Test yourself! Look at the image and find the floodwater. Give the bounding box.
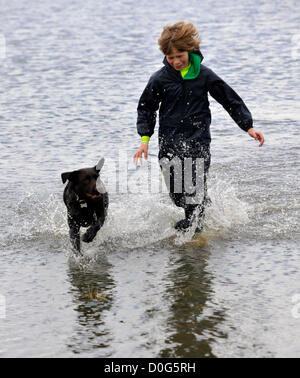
[0,0,300,357]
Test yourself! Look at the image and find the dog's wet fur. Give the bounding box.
[61,158,108,255]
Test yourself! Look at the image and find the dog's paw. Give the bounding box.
[82,228,96,243]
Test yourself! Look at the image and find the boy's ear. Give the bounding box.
[95,158,105,172]
[61,171,72,184]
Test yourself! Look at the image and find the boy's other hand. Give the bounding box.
[248,128,264,147]
[134,143,149,165]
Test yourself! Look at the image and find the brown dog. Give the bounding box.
[61,158,109,255]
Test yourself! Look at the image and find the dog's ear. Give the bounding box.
[95,158,105,172]
[61,171,72,184]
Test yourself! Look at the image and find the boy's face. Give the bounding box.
[166,48,189,71]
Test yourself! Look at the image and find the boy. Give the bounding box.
[134,21,264,233]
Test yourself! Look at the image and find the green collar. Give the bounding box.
[181,52,201,80]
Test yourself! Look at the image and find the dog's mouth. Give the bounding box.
[84,192,102,200]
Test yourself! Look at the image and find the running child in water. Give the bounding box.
[134,21,264,233]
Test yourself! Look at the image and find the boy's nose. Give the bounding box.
[174,59,181,68]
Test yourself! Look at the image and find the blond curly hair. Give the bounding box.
[158,21,201,55]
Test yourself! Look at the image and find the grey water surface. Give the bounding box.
[0,0,300,357]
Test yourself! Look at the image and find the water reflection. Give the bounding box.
[161,244,226,358]
[65,240,227,358]
[67,257,115,356]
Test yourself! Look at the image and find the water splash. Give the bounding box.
[1,172,253,257]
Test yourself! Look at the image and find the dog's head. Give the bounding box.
[61,158,105,199]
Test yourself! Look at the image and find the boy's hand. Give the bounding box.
[248,128,264,147]
[133,143,149,165]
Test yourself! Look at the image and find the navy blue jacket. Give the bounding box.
[137,50,253,157]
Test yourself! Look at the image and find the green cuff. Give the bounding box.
[141,136,150,143]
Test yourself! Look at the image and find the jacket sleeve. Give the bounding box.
[137,74,162,137]
[206,68,253,132]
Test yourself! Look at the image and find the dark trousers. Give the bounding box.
[159,146,211,214]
